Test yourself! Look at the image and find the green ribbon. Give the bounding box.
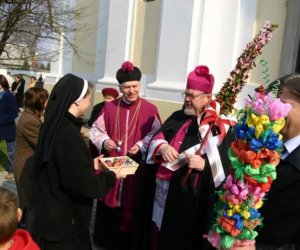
[221,235,236,249]
[245,165,260,175]
[228,149,245,180]
[239,228,258,240]
[260,163,277,180]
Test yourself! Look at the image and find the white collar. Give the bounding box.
[284,134,300,154]
[122,97,134,104]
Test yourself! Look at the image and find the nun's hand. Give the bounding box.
[158,144,179,163]
[186,154,205,171]
[104,139,116,152]
[93,155,104,170]
[111,167,127,179]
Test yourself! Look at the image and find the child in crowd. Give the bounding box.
[0,186,39,250]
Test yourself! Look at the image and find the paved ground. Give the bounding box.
[0,171,17,193]
[0,170,104,250]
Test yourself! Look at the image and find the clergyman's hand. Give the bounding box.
[158,144,179,162]
[104,139,116,152]
[128,144,140,155]
[186,154,205,171]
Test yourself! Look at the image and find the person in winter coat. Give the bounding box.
[0,74,18,180]
[11,75,25,109]
[13,87,49,227]
[31,74,126,250]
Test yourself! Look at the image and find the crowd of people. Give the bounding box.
[0,74,45,180]
[0,64,300,250]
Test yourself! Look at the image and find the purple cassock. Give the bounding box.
[90,96,161,233]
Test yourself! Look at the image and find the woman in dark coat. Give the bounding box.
[31,74,125,250]
[14,88,49,219]
[0,74,18,179]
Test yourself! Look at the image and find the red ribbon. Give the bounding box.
[181,101,236,187]
[200,101,236,141]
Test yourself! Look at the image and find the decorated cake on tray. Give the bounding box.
[99,156,139,175]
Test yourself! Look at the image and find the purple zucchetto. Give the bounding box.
[186,65,214,93]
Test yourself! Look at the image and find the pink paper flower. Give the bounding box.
[244,96,252,106]
[251,100,267,115]
[269,98,292,120]
[206,231,221,248]
[224,174,233,188]
[248,185,265,201]
[224,174,249,203]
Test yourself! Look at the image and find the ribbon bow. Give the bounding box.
[182,101,236,187]
[200,101,237,141]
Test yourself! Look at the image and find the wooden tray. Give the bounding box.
[99,156,139,175]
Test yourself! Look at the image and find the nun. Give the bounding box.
[31,74,125,250]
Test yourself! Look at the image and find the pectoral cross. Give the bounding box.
[116,140,122,153]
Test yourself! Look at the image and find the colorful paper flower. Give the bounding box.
[208,85,291,249]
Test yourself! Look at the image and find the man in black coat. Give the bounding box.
[11,74,25,109]
[256,74,300,250]
[132,66,235,250]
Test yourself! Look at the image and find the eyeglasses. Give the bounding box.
[182,92,207,100]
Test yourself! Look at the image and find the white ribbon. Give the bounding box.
[206,132,226,187]
[161,121,230,188]
[74,79,88,102]
[161,143,204,171]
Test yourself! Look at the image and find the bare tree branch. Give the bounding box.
[0,0,91,68]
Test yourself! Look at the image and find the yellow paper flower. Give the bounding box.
[259,115,270,125]
[255,124,264,138]
[241,210,251,219]
[228,202,234,208]
[247,114,271,138]
[255,200,263,209]
[273,118,285,134]
[233,205,242,213]
[227,209,233,217]
[247,113,259,127]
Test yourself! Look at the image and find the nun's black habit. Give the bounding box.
[31,74,116,250]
